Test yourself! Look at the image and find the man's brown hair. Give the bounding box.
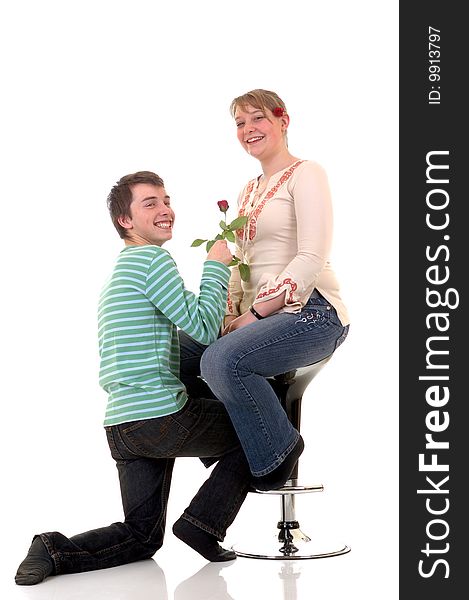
[107,171,165,239]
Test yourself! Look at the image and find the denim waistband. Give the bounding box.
[306,288,331,308]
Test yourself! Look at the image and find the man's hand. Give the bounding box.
[206,240,233,266]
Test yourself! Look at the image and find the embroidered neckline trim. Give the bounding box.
[237,159,305,242]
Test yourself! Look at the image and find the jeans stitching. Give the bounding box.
[146,459,173,546]
[184,484,249,540]
[232,368,278,456]
[231,317,338,363]
[181,513,220,539]
[39,534,61,575]
[334,324,350,350]
[294,308,328,325]
[60,537,136,558]
[120,417,190,457]
[115,426,143,457]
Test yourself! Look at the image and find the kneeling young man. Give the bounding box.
[16,171,251,586]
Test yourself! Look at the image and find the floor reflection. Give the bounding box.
[175,562,236,600]
[278,562,302,600]
[16,559,167,600]
[175,559,303,600]
[13,556,305,600]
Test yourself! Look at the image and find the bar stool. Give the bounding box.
[232,355,351,560]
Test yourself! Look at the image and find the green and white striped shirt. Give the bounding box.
[98,245,230,427]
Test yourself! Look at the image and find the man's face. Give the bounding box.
[118,183,175,246]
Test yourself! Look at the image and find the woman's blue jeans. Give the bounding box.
[180,295,349,477]
[36,396,251,575]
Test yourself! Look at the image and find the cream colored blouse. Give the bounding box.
[226,159,350,326]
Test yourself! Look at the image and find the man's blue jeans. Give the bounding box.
[180,295,349,477]
[36,396,251,575]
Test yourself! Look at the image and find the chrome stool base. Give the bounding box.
[232,537,351,560]
[232,479,351,560]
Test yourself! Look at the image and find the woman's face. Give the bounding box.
[234,104,288,160]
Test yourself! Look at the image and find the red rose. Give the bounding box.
[191,199,250,281]
[272,107,284,117]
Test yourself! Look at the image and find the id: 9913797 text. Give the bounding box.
[428,26,441,105]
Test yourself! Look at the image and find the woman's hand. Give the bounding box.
[223,315,237,329]
[222,292,287,335]
[222,310,257,335]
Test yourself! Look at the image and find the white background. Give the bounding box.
[1,1,398,598]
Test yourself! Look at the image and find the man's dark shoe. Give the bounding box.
[15,537,54,585]
[173,518,236,562]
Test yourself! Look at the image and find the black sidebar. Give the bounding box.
[400,2,466,597]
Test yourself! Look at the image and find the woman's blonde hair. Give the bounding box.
[230,89,287,118]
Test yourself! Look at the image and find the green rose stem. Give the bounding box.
[191,201,250,281]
